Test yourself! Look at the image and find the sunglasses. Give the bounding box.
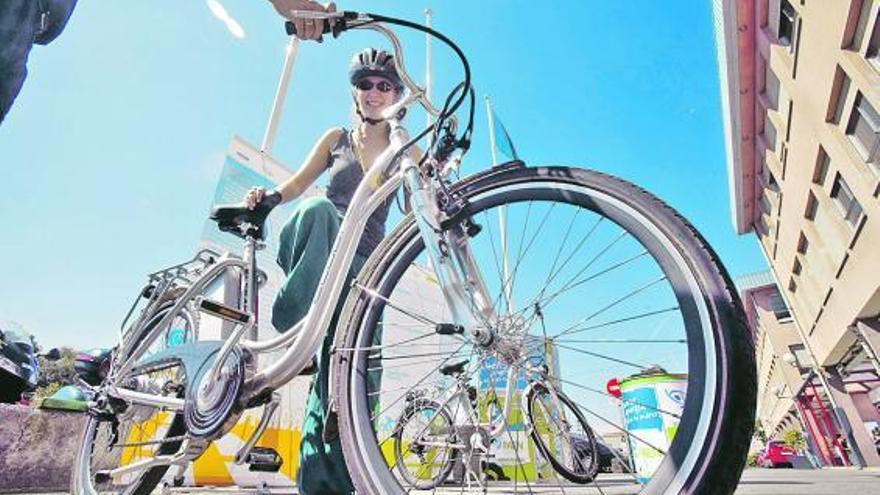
[355,79,395,93]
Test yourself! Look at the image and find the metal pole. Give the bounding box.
[485,96,513,313]
[425,8,433,128]
[261,36,300,155]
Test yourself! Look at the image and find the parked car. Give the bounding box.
[757,440,795,468]
[570,435,632,474]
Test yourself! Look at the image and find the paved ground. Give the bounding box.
[11,468,880,494]
[734,467,880,494]
[157,467,880,494]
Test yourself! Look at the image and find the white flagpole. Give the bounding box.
[261,36,300,156]
[425,8,433,128]
[485,96,513,314]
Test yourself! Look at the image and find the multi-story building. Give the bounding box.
[715,0,880,467]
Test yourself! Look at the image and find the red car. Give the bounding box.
[757,440,795,468]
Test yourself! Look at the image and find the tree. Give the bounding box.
[781,427,806,452]
[754,420,767,443]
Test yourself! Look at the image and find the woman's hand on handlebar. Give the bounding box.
[268,0,337,41]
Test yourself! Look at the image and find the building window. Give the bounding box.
[779,0,796,45]
[804,191,818,220]
[797,232,809,254]
[768,291,792,321]
[830,173,864,229]
[812,147,830,185]
[765,65,781,111]
[826,66,851,124]
[788,278,798,293]
[792,257,802,276]
[846,93,880,166]
[764,113,778,152]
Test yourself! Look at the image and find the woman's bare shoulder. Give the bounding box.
[319,127,346,146]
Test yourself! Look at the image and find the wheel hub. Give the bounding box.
[184,347,251,439]
[485,314,529,364]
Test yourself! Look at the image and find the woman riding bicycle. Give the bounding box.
[243,47,412,495]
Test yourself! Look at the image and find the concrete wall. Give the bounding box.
[0,405,87,492]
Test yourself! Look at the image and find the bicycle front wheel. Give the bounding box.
[525,383,599,484]
[333,164,755,494]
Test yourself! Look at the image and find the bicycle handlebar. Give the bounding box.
[283,10,358,38]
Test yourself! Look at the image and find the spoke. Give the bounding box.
[532,398,571,495]
[354,281,439,327]
[367,349,471,372]
[553,276,669,339]
[370,341,470,424]
[555,306,680,338]
[558,377,683,420]
[534,215,604,310]
[554,338,685,344]
[491,201,538,316]
[567,397,668,456]
[381,350,474,361]
[554,342,652,371]
[500,202,559,316]
[534,250,650,316]
[482,206,511,317]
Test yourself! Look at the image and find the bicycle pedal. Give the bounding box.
[246,446,283,472]
[199,298,251,324]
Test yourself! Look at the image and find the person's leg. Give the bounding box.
[272,196,341,332]
[0,0,38,125]
[297,253,367,495]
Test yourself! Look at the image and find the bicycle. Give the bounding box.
[393,356,600,490]
[71,9,756,495]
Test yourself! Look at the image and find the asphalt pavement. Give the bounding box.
[13,468,880,494]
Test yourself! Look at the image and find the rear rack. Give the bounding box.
[118,248,224,343]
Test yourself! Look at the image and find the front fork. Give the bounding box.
[395,127,496,346]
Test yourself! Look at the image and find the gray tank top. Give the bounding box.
[325,129,396,257]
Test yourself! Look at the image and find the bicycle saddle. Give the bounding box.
[439,359,469,377]
[210,192,281,241]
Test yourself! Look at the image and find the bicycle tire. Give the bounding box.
[392,398,457,489]
[525,382,599,484]
[333,164,756,494]
[71,303,195,495]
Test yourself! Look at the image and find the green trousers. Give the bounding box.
[273,196,366,495]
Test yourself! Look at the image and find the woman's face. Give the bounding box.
[354,76,399,121]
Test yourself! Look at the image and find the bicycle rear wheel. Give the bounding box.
[71,303,195,495]
[333,164,755,494]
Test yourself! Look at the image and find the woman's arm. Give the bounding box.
[275,127,344,203]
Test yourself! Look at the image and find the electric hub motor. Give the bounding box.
[184,347,252,439]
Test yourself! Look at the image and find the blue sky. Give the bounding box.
[0,0,766,350]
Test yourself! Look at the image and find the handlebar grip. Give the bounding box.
[284,11,356,38]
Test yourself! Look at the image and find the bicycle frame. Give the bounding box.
[106,13,497,414]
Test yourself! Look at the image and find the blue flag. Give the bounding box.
[491,108,520,162]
